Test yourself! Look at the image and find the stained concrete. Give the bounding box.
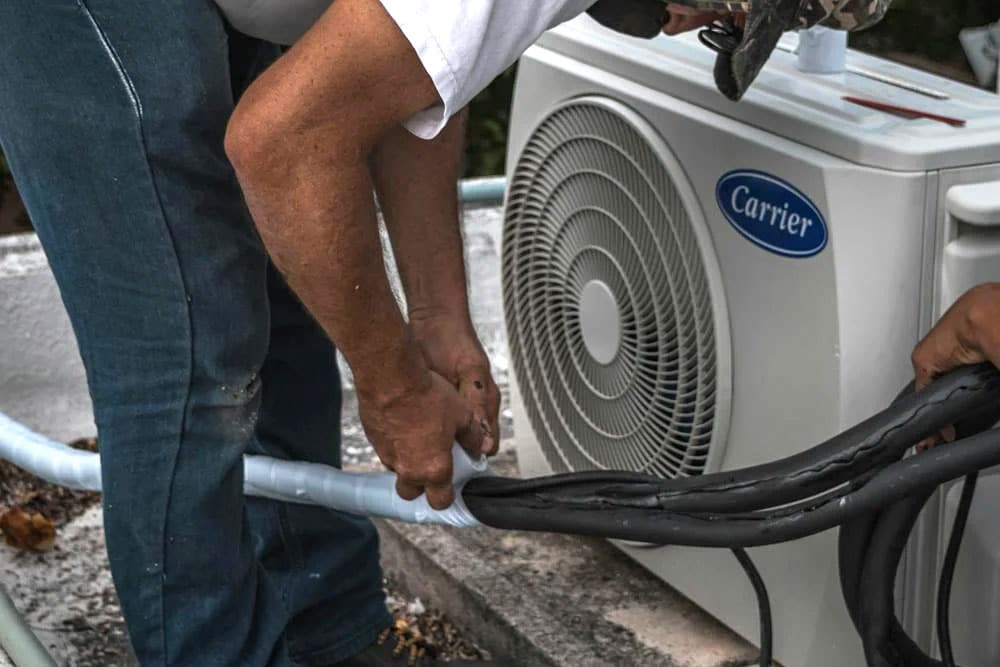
[0,506,133,667]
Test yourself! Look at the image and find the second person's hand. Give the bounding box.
[911,283,1000,449]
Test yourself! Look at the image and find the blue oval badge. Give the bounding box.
[716,170,828,258]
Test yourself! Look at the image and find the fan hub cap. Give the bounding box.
[579,280,621,365]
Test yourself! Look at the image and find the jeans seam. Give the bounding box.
[75,3,196,664]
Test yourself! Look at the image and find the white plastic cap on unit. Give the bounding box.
[948,181,1000,227]
[796,26,848,75]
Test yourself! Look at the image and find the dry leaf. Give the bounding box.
[0,507,55,551]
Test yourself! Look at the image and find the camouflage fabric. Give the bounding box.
[587,0,893,100]
[718,0,891,100]
[798,0,892,31]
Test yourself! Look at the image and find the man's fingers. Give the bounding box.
[915,424,957,453]
[458,373,501,455]
[665,3,703,15]
[449,385,486,456]
[912,284,1000,390]
[912,361,937,392]
[395,479,423,501]
[425,482,455,511]
[482,381,502,455]
[396,456,455,508]
[912,331,956,390]
[663,7,725,35]
[455,408,486,457]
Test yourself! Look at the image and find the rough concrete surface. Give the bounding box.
[378,451,760,667]
[0,506,133,667]
[0,234,95,443]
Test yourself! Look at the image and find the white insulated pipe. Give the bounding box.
[0,411,486,528]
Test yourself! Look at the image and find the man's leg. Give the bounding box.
[0,4,291,664]
[223,28,392,665]
[248,265,391,665]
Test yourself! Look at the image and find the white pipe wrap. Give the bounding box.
[0,412,486,528]
[243,447,488,527]
[0,412,101,492]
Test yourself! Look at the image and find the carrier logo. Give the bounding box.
[716,171,828,258]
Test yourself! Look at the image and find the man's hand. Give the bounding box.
[411,312,501,456]
[369,112,501,456]
[662,4,739,36]
[359,369,482,509]
[912,283,1000,389]
[911,283,1000,448]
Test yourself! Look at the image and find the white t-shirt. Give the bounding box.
[215,0,597,138]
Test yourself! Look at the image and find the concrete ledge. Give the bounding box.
[377,456,760,667]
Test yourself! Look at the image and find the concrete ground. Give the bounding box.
[0,506,132,667]
[0,205,759,666]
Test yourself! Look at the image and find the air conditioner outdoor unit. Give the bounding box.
[503,16,1000,667]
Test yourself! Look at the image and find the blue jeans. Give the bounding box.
[0,2,391,665]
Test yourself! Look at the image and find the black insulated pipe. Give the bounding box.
[462,364,1000,666]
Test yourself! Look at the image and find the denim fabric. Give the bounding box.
[0,2,390,665]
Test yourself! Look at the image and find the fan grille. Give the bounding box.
[503,98,728,478]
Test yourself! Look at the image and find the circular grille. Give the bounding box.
[503,97,732,478]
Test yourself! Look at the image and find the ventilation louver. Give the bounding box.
[503,97,732,478]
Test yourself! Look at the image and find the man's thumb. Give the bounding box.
[454,401,485,456]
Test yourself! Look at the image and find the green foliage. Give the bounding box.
[852,0,999,62]
[464,66,517,178]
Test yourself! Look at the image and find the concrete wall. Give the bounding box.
[0,234,94,442]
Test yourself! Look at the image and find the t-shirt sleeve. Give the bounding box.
[377,0,598,139]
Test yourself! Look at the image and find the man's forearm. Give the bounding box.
[371,111,471,325]
[370,111,501,453]
[238,144,428,401]
[222,0,455,407]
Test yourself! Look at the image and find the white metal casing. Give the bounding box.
[506,16,1000,667]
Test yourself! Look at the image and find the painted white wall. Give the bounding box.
[0,234,94,442]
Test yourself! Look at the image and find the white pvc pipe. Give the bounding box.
[0,413,101,492]
[242,447,487,527]
[0,585,57,667]
[0,411,486,528]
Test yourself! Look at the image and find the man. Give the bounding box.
[0,1,888,665]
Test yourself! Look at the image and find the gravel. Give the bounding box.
[385,579,491,663]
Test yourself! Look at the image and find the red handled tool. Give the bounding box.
[843,95,967,127]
